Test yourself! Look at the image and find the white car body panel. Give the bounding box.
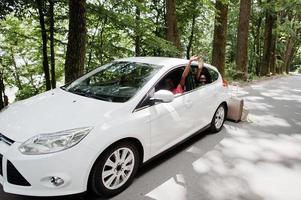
[0,57,229,196]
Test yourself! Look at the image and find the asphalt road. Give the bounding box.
[1,74,301,200]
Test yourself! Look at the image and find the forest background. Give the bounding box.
[0,0,300,110]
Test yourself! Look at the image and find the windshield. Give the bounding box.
[65,61,161,102]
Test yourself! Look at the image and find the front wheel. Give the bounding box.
[210,104,226,133]
[89,142,139,197]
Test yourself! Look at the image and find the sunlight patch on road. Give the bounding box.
[260,91,301,103]
[186,120,301,200]
[244,96,265,101]
[228,85,249,97]
[250,84,265,90]
[248,114,290,127]
[290,88,301,93]
[236,161,301,200]
[145,174,187,200]
[245,101,273,111]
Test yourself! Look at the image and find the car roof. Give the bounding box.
[116,57,218,72]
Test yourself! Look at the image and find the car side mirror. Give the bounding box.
[151,90,174,103]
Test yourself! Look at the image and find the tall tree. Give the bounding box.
[49,0,56,88]
[166,0,181,54]
[135,0,142,56]
[251,0,263,76]
[261,0,276,76]
[282,36,296,73]
[269,15,277,74]
[236,0,251,80]
[0,72,4,110]
[211,0,228,77]
[65,0,87,83]
[36,0,51,90]
[186,12,196,59]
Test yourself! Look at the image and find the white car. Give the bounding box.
[0,57,229,197]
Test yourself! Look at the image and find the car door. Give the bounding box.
[189,66,222,127]
[137,67,199,156]
[149,91,197,155]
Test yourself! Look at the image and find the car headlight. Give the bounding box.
[19,127,93,155]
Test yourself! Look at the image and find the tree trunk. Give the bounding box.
[135,0,142,56]
[10,48,23,90]
[99,16,107,66]
[49,0,56,88]
[261,0,276,76]
[153,0,164,56]
[254,17,263,76]
[65,0,87,83]
[0,73,4,110]
[186,13,196,59]
[211,0,228,77]
[282,37,295,73]
[166,0,181,54]
[36,0,51,90]
[235,0,251,81]
[270,16,277,75]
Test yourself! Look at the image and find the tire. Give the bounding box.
[210,103,226,133]
[89,141,140,197]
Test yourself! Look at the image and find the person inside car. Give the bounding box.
[170,55,200,95]
[198,74,207,85]
[195,57,213,85]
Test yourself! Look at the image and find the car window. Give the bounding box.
[135,66,200,110]
[155,68,183,92]
[155,67,196,92]
[136,88,155,109]
[65,62,161,103]
[136,68,181,110]
[208,68,219,82]
[191,66,217,88]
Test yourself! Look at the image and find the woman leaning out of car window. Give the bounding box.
[171,55,204,95]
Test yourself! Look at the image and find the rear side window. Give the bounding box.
[190,66,220,88]
[191,66,212,87]
[208,68,219,82]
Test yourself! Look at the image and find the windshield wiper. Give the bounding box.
[69,89,87,97]
[87,93,113,101]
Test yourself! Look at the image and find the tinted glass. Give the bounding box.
[191,66,220,87]
[155,68,183,92]
[208,68,219,82]
[65,62,161,102]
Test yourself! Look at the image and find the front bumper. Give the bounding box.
[0,140,97,196]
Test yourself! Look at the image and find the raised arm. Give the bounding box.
[179,55,199,87]
[195,57,204,81]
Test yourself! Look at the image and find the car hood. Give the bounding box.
[0,88,126,142]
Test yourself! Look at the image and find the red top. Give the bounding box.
[172,84,184,95]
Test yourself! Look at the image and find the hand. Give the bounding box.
[198,58,204,69]
[189,55,199,62]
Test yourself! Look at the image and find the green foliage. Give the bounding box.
[0,6,67,99]
[225,62,236,81]
[1,0,301,102]
[15,84,43,101]
[85,0,179,72]
[177,0,216,59]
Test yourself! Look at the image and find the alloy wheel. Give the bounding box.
[215,106,225,129]
[101,147,135,190]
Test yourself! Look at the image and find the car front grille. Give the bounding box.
[0,133,15,146]
[0,154,3,176]
[7,160,31,186]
